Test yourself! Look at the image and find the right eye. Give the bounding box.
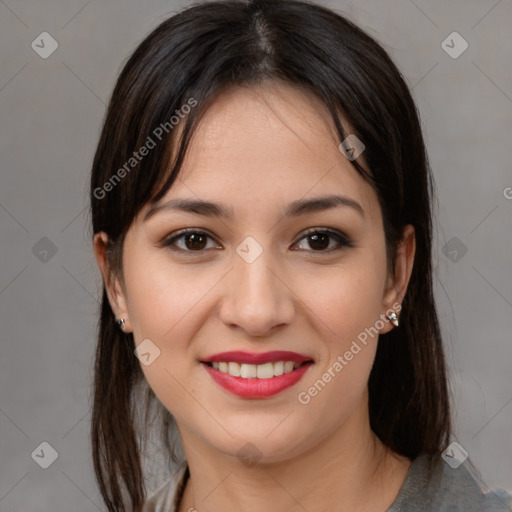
[162,229,222,253]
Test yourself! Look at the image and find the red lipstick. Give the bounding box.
[200,351,313,399]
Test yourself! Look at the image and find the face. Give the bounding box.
[95,83,414,464]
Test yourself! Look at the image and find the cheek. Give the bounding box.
[122,252,201,389]
[122,249,238,420]
[303,258,386,343]
[124,251,218,340]
[293,256,385,409]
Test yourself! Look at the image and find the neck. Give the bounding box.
[177,404,410,512]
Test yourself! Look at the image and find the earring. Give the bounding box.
[116,317,126,330]
[386,311,399,327]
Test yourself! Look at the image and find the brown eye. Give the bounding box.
[293,229,353,252]
[163,229,220,253]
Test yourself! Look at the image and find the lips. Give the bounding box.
[200,351,314,399]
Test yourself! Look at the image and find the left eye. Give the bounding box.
[162,228,352,253]
[293,229,352,252]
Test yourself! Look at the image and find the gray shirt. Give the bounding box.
[143,453,512,511]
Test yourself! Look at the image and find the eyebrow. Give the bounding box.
[143,194,365,221]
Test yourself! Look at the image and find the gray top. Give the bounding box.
[387,453,511,511]
[143,453,512,511]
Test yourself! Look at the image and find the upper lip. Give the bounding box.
[200,350,313,365]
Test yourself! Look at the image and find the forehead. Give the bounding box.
[144,83,382,225]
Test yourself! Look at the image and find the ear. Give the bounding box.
[93,232,132,332]
[379,224,416,335]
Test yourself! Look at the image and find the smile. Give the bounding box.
[200,351,314,399]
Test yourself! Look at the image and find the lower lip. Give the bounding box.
[203,363,312,399]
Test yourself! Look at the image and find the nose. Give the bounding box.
[218,245,295,337]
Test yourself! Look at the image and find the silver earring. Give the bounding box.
[386,311,399,327]
[116,317,125,330]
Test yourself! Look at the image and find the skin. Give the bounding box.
[94,82,416,512]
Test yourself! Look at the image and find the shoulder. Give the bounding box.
[388,452,512,512]
[142,461,189,512]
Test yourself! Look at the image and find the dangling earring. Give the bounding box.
[386,311,399,327]
[116,317,126,330]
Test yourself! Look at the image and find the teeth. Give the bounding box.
[256,362,274,379]
[228,361,240,377]
[273,361,284,376]
[240,363,257,378]
[210,361,305,379]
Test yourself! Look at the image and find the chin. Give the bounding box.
[202,420,319,466]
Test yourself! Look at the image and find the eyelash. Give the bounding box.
[161,227,354,255]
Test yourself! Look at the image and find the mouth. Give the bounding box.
[200,351,314,399]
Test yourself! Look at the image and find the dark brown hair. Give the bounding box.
[89,1,451,510]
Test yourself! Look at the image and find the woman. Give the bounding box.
[89,1,511,511]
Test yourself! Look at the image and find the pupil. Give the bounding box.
[309,233,328,250]
[186,233,206,250]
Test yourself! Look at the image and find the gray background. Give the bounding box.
[1,0,511,510]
